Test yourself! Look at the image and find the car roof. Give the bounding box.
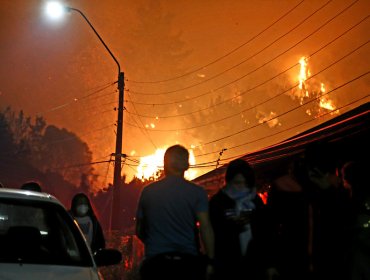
[0,188,64,207]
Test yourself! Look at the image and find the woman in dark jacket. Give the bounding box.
[70,193,105,253]
[210,159,267,280]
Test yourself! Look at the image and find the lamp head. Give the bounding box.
[45,1,67,20]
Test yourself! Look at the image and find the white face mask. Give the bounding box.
[76,205,89,216]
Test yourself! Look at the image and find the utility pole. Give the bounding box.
[59,7,125,232]
[112,72,125,231]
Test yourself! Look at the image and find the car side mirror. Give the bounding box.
[94,248,122,267]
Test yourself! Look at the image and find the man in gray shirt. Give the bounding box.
[136,145,215,280]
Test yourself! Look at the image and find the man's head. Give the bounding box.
[304,143,340,190]
[164,145,190,177]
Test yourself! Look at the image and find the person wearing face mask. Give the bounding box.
[209,159,267,280]
[70,193,105,252]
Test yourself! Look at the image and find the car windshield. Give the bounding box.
[0,197,93,267]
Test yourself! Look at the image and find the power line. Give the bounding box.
[214,117,369,166]
[126,0,305,84]
[37,81,115,115]
[85,90,118,100]
[93,154,114,162]
[86,90,117,102]
[125,16,369,118]
[102,99,119,107]
[76,108,115,122]
[43,96,369,173]
[195,95,369,159]
[50,123,115,143]
[127,0,338,95]
[125,153,220,169]
[53,159,113,170]
[75,83,116,101]
[197,70,369,148]
[124,161,140,174]
[124,160,220,169]
[125,92,158,150]
[81,98,118,113]
[123,40,369,132]
[127,0,362,107]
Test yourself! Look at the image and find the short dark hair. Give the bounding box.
[164,145,189,173]
[225,159,255,187]
[21,181,42,192]
[304,142,336,173]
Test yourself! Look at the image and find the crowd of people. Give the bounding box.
[1,143,369,280]
[135,144,369,280]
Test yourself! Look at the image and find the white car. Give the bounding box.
[0,189,121,280]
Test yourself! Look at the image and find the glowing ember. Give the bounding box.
[320,83,326,93]
[232,88,243,104]
[137,148,197,181]
[256,111,281,128]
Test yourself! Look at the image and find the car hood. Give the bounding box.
[0,264,100,280]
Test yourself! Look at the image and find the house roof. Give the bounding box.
[194,102,370,192]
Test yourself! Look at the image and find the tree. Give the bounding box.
[0,107,96,191]
[40,125,95,187]
[0,110,16,156]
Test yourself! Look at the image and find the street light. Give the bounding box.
[45,2,125,232]
[45,2,65,20]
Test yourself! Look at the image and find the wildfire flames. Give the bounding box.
[136,148,197,181]
[291,56,338,116]
[135,57,339,182]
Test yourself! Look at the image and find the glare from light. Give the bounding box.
[46,2,65,20]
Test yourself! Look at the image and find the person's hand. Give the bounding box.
[205,264,215,280]
[266,267,280,280]
[229,212,251,226]
[235,215,251,226]
[309,168,342,190]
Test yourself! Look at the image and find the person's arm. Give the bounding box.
[136,217,145,242]
[263,187,282,280]
[196,211,215,260]
[135,191,146,242]
[197,211,215,280]
[95,221,106,249]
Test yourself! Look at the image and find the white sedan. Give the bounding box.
[0,189,121,280]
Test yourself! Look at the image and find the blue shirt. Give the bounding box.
[137,175,209,258]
